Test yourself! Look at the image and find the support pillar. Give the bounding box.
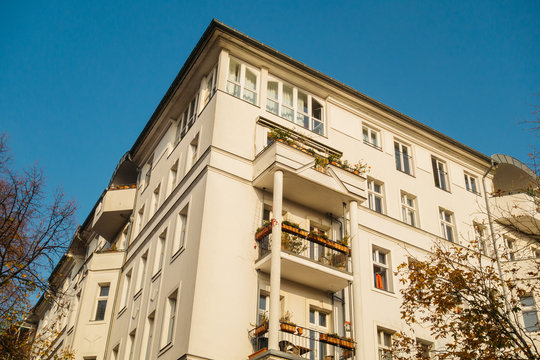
[349,200,365,359]
[268,170,283,350]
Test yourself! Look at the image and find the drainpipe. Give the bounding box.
[349,200,364,360]
[482,160,512,315]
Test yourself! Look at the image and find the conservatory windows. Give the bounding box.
[227,58,259,105]
[266,77,324,135]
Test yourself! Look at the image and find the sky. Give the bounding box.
[1,0,539,225]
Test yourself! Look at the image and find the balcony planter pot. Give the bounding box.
[254,322,268,336]
[319,333,340,345]
[297,327,303,336]
[339,338,355,350]
[255,226,271,240]
[280,322,296,334]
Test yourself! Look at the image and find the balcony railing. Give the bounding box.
[255,223,351,273]
[249,324,355,359]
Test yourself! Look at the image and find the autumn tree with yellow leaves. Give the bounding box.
[0,134,76,359]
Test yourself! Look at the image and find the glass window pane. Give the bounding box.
[283,85,293,106]
[363,128,369,142]
[281,106,294,122]
[243,89,257,104]
[100,286,110,297]
[319,313,326,327]
[521,296,535,307]
[297,91,308,114]
[523,311,539,331]
[267,81,278,100]
[309,309,315,323]
[226,82,240,97]
[312,119,324,135]
[245,69,257,90]
[95,300,107,321]
[228,61,240,82]
[312,99,322,120]
[259,295,267,310]
[266,100,279,114]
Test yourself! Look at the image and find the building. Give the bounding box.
[30,19,539,360]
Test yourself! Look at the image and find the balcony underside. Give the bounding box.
[255,252,352,293]
[253,141,366,215]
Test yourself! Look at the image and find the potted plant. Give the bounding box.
[320,333,340,345]
[339,337,355,350]
[314,154,329,171]
[329,252,347,270]
[327,154,342,167]
[279,311,296,333]
[254,313,268,336]
[268,128,291,143]
[255,220,272,240]
[281,233,307,255]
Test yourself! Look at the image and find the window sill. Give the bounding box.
[466,189,481,196]
[372,287,397,298]
[171,247,185,263]
[151,270,162,283]
[158,342,173,357]
[89,319,107,325]
[363,141,382,151]
[396,169,415,177]
[435,186,451,193]
[117,306,127,318]
[133,289,142,300]
[224,89,260,108]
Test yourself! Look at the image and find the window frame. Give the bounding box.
[161,290,178,349]
[377,328,393,360]
[135,251,148,295]
[521,295,539,332]
[367,178,385,214]
[372,247,392,292]
[226,57,260,105]
[93,283,110,321]
[432,156,450,191]
[153,230,167,277]
[201,66,217,108]
[175,94,199,145]
[473,222,488,256]
[362,125,382,150]
[394,140,413,175]
[119,270,132,311]
[401,191,417,227]
[172,205,189,257]
[439,208,456,243]
[308,307,330,359]
[464,172,480,195]
[266,75,325,135]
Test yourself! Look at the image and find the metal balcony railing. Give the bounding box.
[249,325,356,360]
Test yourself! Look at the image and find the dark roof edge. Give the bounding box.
[130,19,492,164]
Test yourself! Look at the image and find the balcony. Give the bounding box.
[248,324,355,360]
[255,223,352,293]
[92,185,136,241]
[489,192,540,235]
[253,139,366,215]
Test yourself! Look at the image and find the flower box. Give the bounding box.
[282,223,308,237]
[339,338,355,350]
[280,322,296,334]
[255,226,272,240]
[254,322,268,336]
[319,333,340,345]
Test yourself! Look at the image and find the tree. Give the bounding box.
[391,114,540,359]
[0,134,76,359]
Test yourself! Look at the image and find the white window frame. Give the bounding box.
[308,307,329,359]
[173,205,189,256]
[187,134,199,172]
[161,290,178,348]
[521,295,539,332]
[367,178,385,214]
[136,205,145,236]
[464,172,479,195]
[258,292,269,325]
[127,329,136,360]
[415,338,433,359]
[201,66,217,108]
[432,157,450,191]
[151,184,161,217]
[394,140,413,175]
[153,230,167,276]
[439,208,456,243]
[175,94,199,144]
[473,222,488,255]
[401,192,417,227]
[505,236,516,261]
[266,76,325,135]
[166,160,178,197]
[119,270,132,311]
[226,57,259,105]
[362,125,381,150]
[135,251,148,294]
[377,328,393,360]
[143,312,155,360]
[372,248,392,292]
[93,283,110,321]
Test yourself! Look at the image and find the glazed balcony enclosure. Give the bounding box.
[92,185,136,241]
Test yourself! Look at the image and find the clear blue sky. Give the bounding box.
[1,1,539,224]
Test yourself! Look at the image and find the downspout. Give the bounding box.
[482,160,512,315]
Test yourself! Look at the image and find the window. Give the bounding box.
[416,338,433,359]
[521,296,539,332]
[373,248,391,291]
[432,157,449,191]
[162,290,178,347]
[143,312,155,360]
[120,271,132,310]
[167,160,178,197]
[532,247,540,259]
[142,158,153,190]
[473,223,488,255]
[505,237,515,261]
[394,141,412,174]
[367,178,384,214]
[266,77,324,135]
[151,184,161,217]
[401,192,417,227]
[94,284,109,321]
[227,58,258,105]
[377,328,393,360]
[464,173,479,194]
[175,94,199,144]
[127,330,136,360]
[173,206,188,255]
[111,345,119,360]
[187,134,199,171]
[362,125,381,149]
[309,308,329,360]
[202,66,217,107]
[136,206,145,235]
[258,293,269,324]
[439,208,455,242]
[153,230,167,276]
[136,252,148,294]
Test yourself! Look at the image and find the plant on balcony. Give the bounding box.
[329,252,347,270]
[314,154,329,171]
[282,220,308,237]
[254,313,269,336]
[255,220,272,240]
[327,154,342,167]
[307,230,329,246]
[281,233,307,255]
[338,235,350,247]
[279,311,297,334]
[268,128,292,143]
[320,333,341,345]
[339,337,355,350]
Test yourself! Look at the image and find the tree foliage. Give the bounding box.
[0,134,76,359]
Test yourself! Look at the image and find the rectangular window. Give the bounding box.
[367,178,384,214]
[416,338,433,359]
[173,206,188,255]
[227,58,259,105]
[432,157,449,191]
[142,158,153,190]
[363,125,381,150]
[202,66,217,107]
[258,293,269,324]
[162,290,178,347]
[136,206,145,235]
[394,140,412,175]
[136,252,148,293]
[308,308,328,359]
[127,330,136,360]
[154,231,167,276]
[439,208,455,242]
[464,173,479,194]
[265,76,324,135]
[473,223,488,255]
[377,329,393,360]
[373,248,391,291]
[111,345,119,360]
[521,296,539,332]
[401,192,417,227]
[175,94,199,144]
[187,134,199,171]
[532,247,540,259]
[167,160,178,197]
[151,184,161,217]
[144,312,155,360]
[120,271,132,310]
[506,237,515,261]
[94,284,110,321]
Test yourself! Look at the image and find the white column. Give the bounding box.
[268,170,283,350]
[349,200,365,359]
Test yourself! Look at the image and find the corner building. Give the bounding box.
[32,20,540,360]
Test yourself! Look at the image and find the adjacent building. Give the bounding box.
[31,20,539,360]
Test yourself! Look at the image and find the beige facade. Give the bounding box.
[32,20,539,360]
